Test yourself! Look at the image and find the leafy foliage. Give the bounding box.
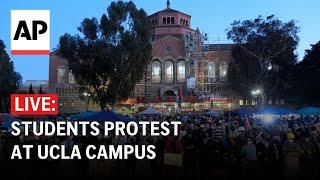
[28,84,34,94]
[0,39,22,112]
[295,41,320,106]
[58,1,151,110]
[226,15,299,104]
[38,86,44,94]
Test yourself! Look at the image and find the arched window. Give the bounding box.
[219,61,228,81]
[186,20,189,27]
[57,66,65,84]
[155,19,158,26]
[183,19,185,26]
[208,62,216,82]
[69,71,75,84]
[163,17,166,24]
[164,60,174,83]
[152,61,161,83]
[167,17,171,24]
[177,60,186,83]
[180,18,183,25]
[171,17,175,24]
[152,20,155,27]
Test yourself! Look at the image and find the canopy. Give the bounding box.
[256,107,294,115]
[256,107,277,114]
[137,107,161,115]
[225,109,251,116]
[0,114,18,122]
[116,107,134,115]
[296,107,320,115]
[204,110,220,115]
[275,108,295,115]
[17,115,49,121]
[70,111,97,120]
[84,110,133,122]
[1,120,22,128]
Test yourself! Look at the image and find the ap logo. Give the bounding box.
[11,10,50,55]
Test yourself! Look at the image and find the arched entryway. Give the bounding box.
[163,90,176,97]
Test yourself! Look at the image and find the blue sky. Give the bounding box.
[1,0,319,83]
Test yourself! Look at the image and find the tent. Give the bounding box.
[256,107,277,114]
[204,110,220,115]
[137,107,161,115]
[296,107,320,115]
[18,115,49,121]
[116,107,134,115]
[275,108,295,115]
[84,110,133,122]
[0,114,18,122]
[1,120,22,128]
[225,109,252,116]
[70,111,97,120]
[256,107,294,115]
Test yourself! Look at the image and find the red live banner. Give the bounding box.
[11,94,58,115]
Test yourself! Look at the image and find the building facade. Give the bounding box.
[49,4,242,113]
[132,6,240,113]
[48,53,99,113]
[19,80,49,93]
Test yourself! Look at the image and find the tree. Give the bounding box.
[0,39,22,113]
[295,41,320,106]
[226,15,299,106]
[58,1,151,111]
[39,86,43,94]
[28,84,34,94]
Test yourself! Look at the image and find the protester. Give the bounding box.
[1,113,320,177]
[283,132,301,177]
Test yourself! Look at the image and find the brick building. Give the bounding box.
[48,53,99,113]
[49,3,242,114]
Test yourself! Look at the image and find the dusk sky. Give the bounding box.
[1,0,319,83]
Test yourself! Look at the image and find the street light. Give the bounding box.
[83,92,90,111]
[251,89,262,105]
[251,89,261,96]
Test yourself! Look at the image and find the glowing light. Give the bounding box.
[264,114,273,123]
[251,89,261,96]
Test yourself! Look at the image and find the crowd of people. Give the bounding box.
[1,112,320,177]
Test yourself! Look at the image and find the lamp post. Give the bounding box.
[251,89,262,106]
[83,92,90,111]
[175,91,178,114]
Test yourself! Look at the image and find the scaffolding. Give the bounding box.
[184,31,232,98]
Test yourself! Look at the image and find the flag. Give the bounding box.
[177,84,183,113]
[244,114,251,130]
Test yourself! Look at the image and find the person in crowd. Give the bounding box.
[272,136,284,176]
[181,131,197,176]
[179,126,187,141]
[283,132,301,177]
[298,132,318,176]
[1,113,320,177]
[198,133,214,176]
[256,133,277,176]
[240,136,257,176]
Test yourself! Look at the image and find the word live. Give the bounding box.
[10,94,58,115]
